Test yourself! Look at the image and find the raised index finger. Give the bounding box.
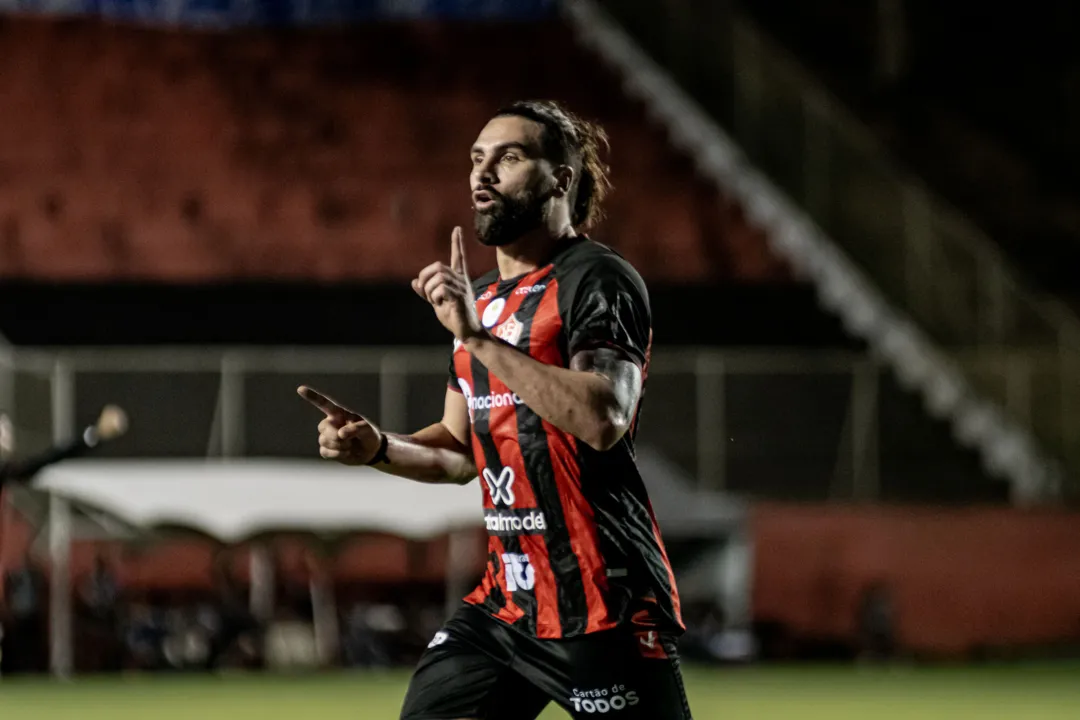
[297,386,347,417]
[450,226,470,282]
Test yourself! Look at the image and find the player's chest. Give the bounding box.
[457,271,565,369]
[452,272,564,435]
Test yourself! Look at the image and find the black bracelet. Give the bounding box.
[366,432,390,466]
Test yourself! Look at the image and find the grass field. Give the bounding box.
[1,664,1079,719]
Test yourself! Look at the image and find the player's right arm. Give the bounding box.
[297,385,476,485]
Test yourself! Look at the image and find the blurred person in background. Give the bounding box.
[273,547,314,624]
[342,603,393,669]
[0,413,13,466]
[205,553,262,671]
[78,552,123,672]
[679,600,726,664]
[125,602,169,671]
[1,550,48,675]
[856,581,897,665]
[0,407,128,492]
[161,607,211,671]
[0,409,127,675]
[301,100,692,720]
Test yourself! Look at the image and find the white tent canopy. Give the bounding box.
[636,448,748,538]
[34,458,484,542]
[29,458,484,678]
[27,456,751,675]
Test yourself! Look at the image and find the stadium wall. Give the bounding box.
[754,504,1080,657]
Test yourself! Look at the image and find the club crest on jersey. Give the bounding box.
[481,298,506,328]
[482,466,515,506]
[493,313,524,346]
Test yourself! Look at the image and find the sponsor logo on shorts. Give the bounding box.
[569,685,640,714]
[634,629,670,659]
[484,508,547,536]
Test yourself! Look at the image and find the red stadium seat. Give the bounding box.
[0,18,788,284]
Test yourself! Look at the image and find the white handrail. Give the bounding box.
[562,0,1061,503]
[732,14,1080,341]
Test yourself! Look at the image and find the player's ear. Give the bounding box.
[551,165,575,199]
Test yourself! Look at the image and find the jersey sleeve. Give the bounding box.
[564,255,651,367]
[447,342,462,392]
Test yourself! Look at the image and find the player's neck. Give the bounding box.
[495,224,577,280]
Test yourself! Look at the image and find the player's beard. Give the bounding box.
[473,189,547,247]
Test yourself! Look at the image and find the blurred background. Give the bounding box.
[1,0,1079,717]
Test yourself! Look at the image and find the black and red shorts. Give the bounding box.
[400,604,693,720]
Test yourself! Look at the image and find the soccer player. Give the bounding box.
[299,100,692,719]
[0,406,128,491]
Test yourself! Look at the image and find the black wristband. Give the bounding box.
[366,432,390,466]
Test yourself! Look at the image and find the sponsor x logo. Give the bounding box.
[483,466,515,506]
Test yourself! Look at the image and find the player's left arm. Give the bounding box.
[464,338,642,451]
[415,230,648,451]
[461,249,648,452]
[0,406,128,486]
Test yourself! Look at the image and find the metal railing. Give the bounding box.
[591,0,1080,487]
[0,345,1017,503]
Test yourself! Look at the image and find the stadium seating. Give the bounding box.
[0,17,786,284]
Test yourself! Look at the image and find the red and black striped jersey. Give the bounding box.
[448,237,683,639]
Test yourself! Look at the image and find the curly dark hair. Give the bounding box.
[495,100,613,231]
